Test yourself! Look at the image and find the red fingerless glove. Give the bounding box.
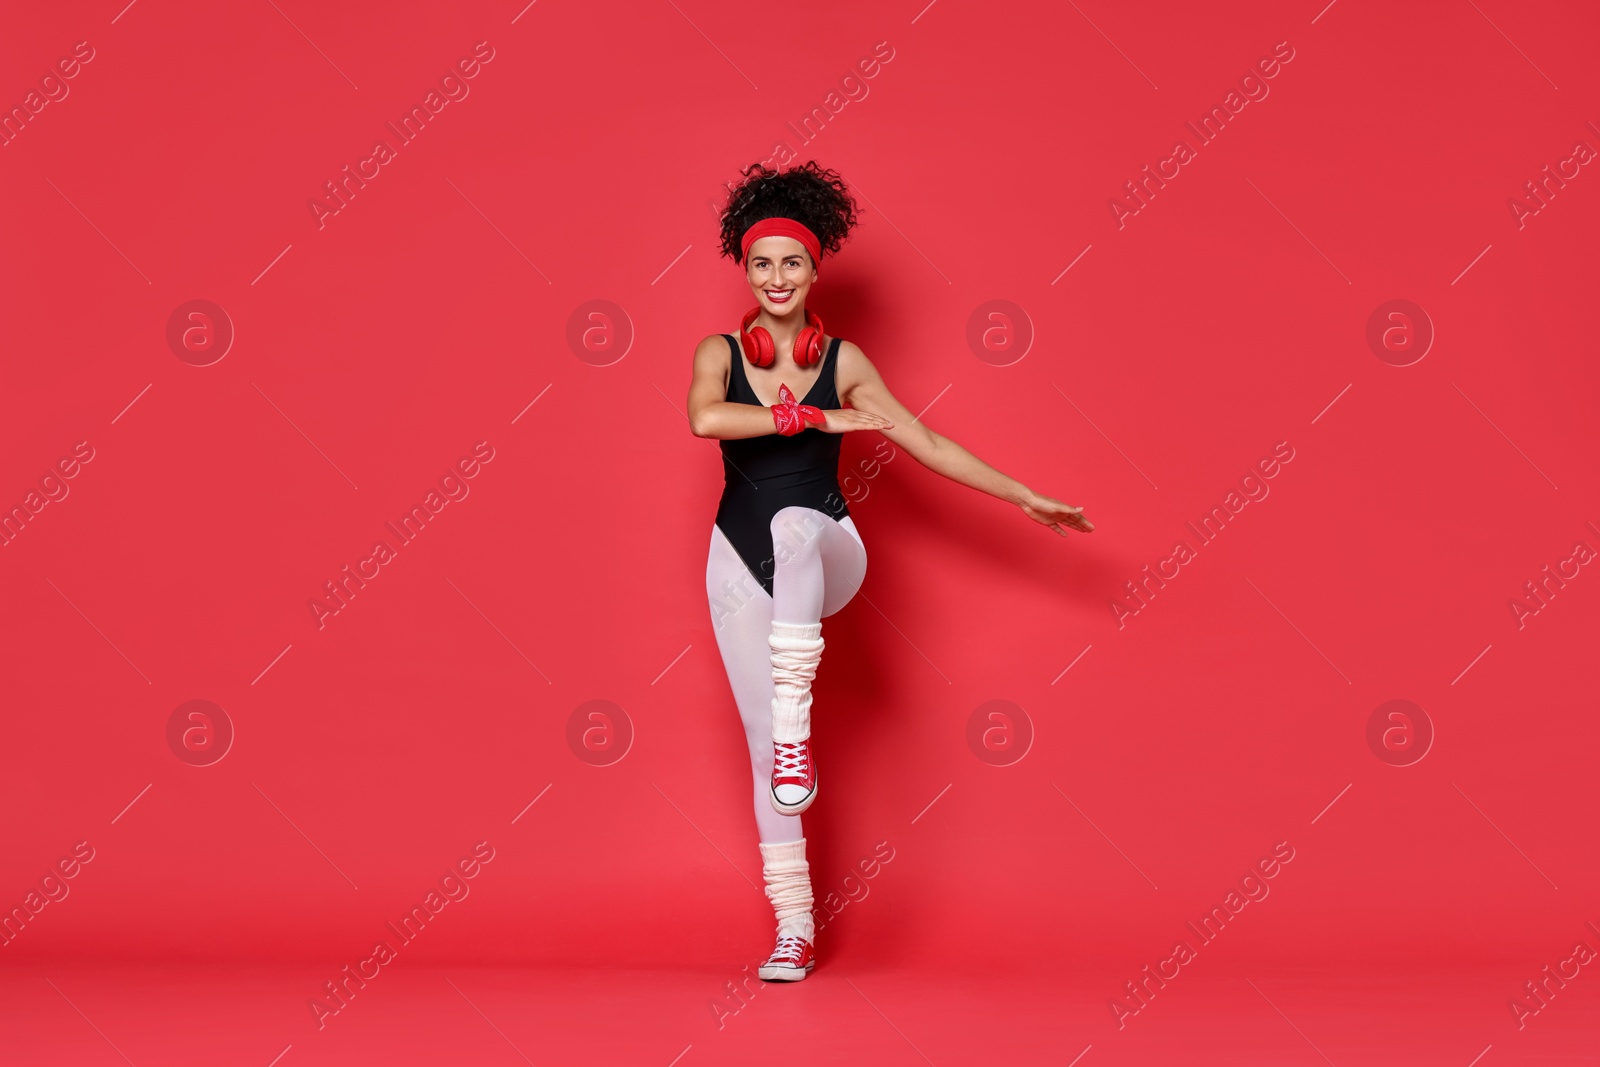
[770,382,826,436]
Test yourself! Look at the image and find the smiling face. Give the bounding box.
[745,235,817,317]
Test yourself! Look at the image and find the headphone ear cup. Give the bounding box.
[745,325,776,368]
[795,308,825,367]
[794,325,820,367]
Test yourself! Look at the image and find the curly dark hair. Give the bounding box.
[717,160,860,266]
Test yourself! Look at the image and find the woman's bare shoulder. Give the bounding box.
[694,332,734,365]
[835,337,868,361]
[691,333,734,390]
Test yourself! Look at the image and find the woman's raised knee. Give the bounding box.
[770,506,827,565]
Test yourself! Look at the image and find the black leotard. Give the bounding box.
[714,332,850,597]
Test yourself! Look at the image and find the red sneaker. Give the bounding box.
[758,935,815,981]
[770,740,817,815]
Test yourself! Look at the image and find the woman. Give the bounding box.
[687,161,1093,981]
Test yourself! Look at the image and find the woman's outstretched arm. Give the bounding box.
[837,340,1094,536]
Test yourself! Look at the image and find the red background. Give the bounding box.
[2,0,1597,1063]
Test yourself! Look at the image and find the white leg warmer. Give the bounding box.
[769,620,824,744]
[759,837,816,941]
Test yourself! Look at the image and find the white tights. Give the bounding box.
[706,506,867,843]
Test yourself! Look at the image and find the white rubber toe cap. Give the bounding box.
[771,781,817,814]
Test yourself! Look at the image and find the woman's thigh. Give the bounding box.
[769,506,867,620]
[706,522,773,643]
[819,513,867,618]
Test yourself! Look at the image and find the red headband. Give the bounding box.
[740,217,822,266]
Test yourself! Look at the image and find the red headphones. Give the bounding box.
[739,305,826,369]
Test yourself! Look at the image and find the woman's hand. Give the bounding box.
[1020,491,1094,535]
[817,407,894,434]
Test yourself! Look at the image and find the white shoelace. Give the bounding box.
[768,935,808,963]
[773,742,811,777]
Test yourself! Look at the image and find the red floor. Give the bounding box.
[5,960,1596,1065]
